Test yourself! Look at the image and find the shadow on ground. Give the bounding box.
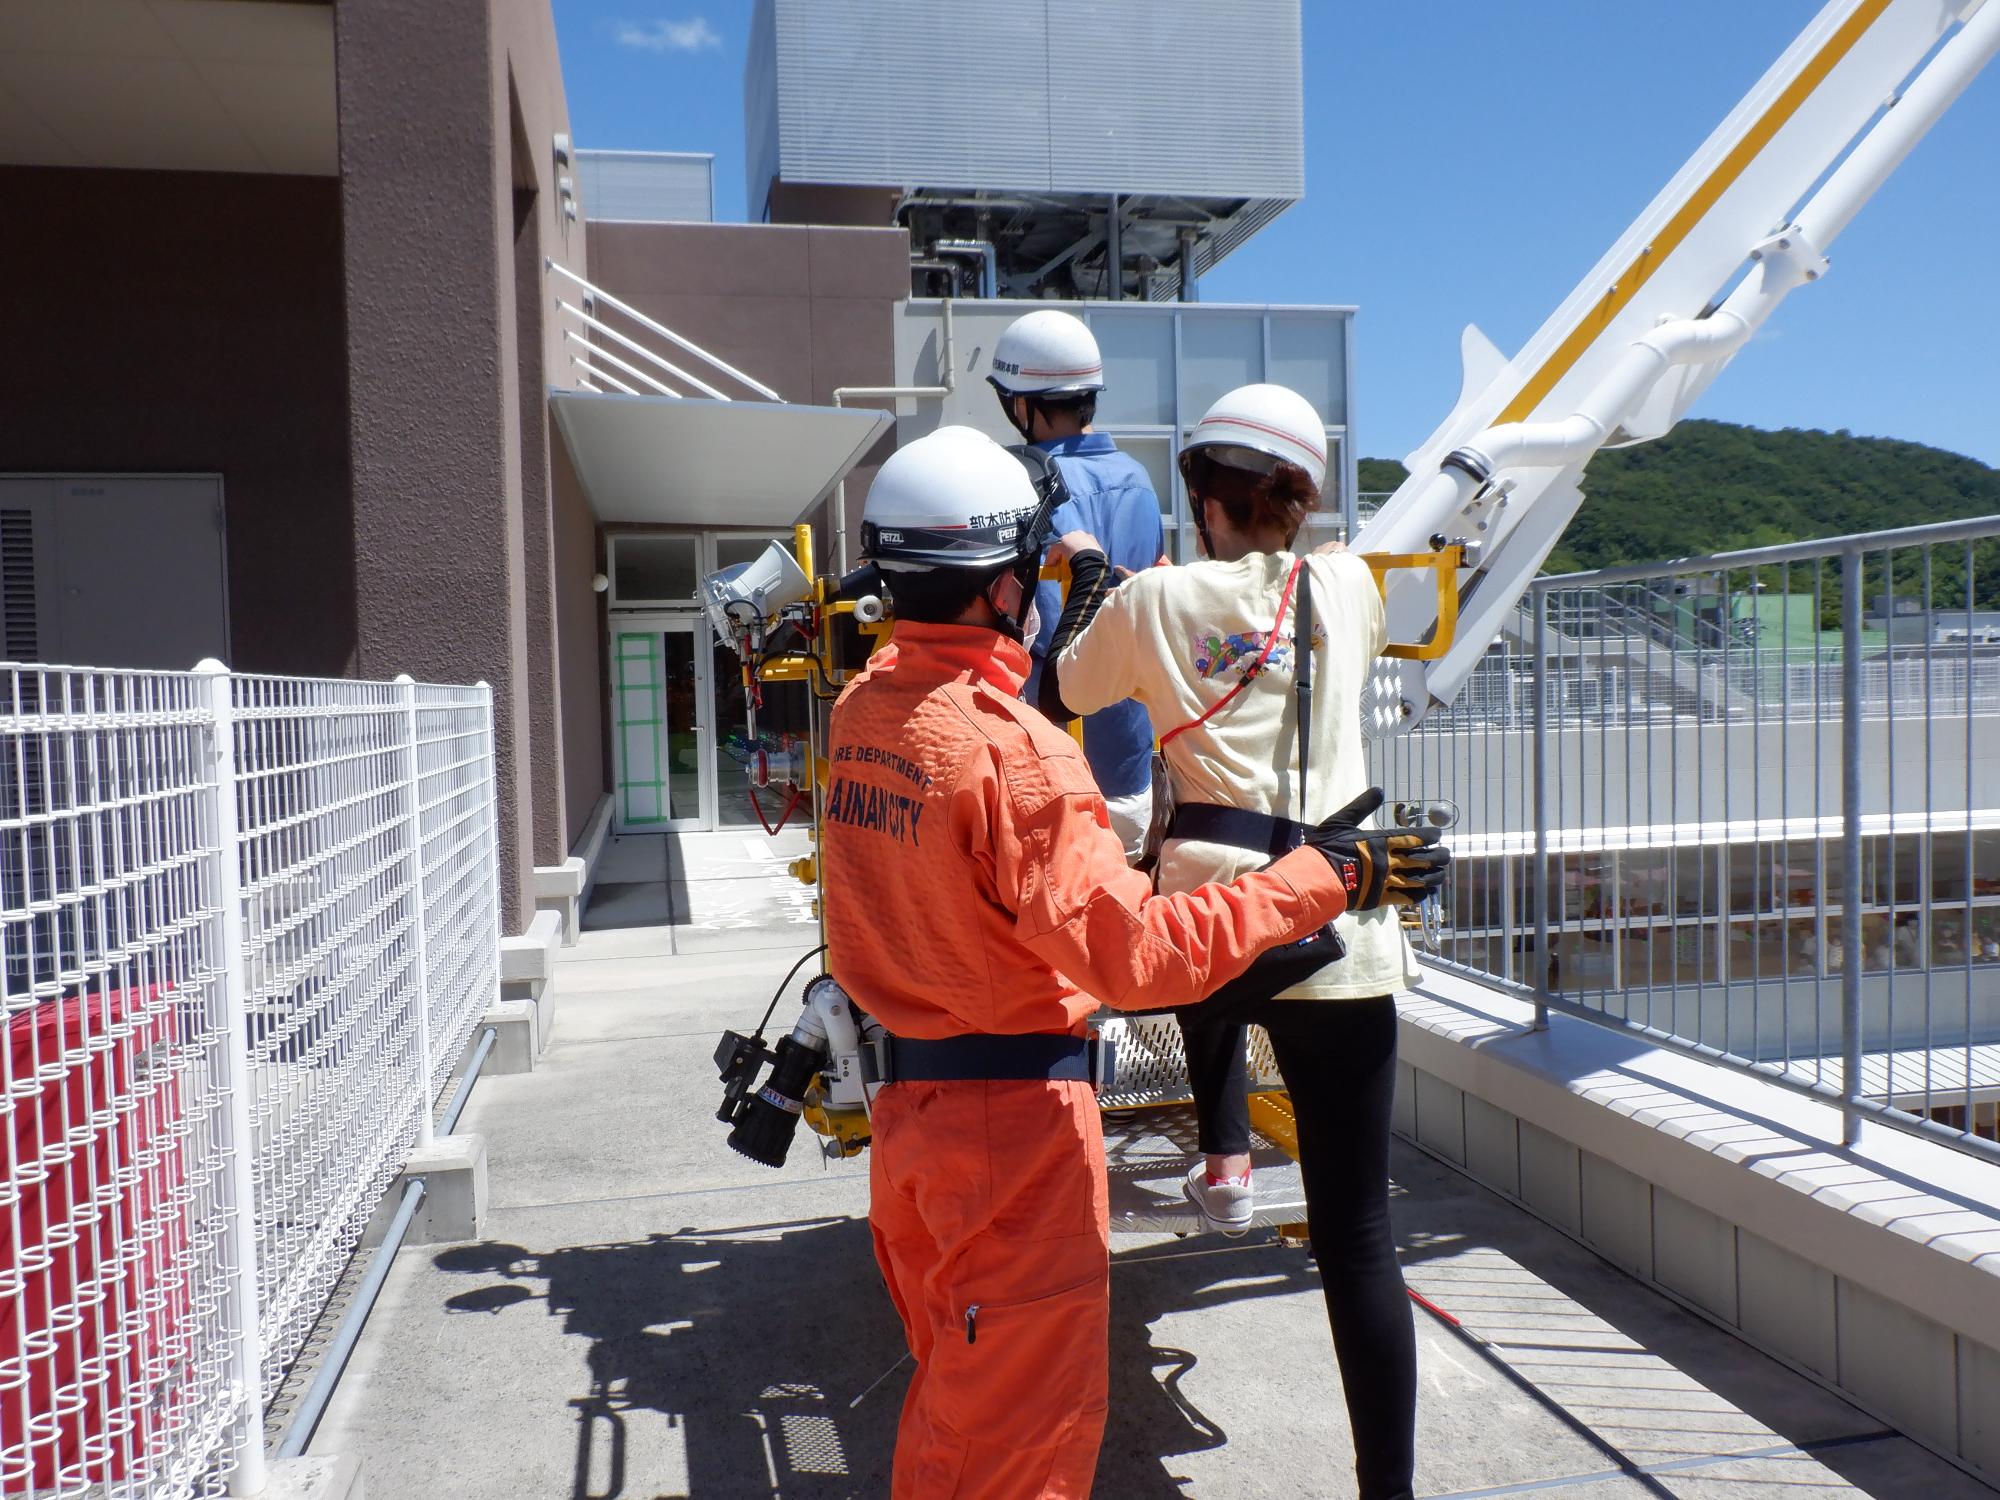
[431,1214,1328,1500]
[425,1143,1973,1498]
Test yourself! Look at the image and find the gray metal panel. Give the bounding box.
[772,0,1049,190]
[575,151,713,224]
[754,0,1301,198]
[1048,0,1302,199]
[745,0,779,219]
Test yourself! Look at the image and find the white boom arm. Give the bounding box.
[1354,0,2000,733]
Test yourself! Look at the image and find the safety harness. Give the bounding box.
[1149,556,1346,1016]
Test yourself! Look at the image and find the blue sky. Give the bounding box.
[554,1,1999,467]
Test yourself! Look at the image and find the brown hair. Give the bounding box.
[1180,449,1320,539]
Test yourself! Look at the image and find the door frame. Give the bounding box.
[604,530,801,835]
[608,611,713,834]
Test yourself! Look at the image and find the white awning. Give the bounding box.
[549,390,890,528]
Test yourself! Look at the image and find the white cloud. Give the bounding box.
[612,17,722,53]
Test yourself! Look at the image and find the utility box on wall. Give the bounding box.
[0,476,229,671]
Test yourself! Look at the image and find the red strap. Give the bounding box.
[1160,558,1306,750]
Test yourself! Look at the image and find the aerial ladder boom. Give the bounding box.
[1356,0,2000,733]
[709,0,1998,1213]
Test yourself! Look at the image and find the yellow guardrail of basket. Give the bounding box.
[1359,545,1467,662]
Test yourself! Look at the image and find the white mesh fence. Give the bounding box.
[1,664,499,1497]
[409,685,501,1095]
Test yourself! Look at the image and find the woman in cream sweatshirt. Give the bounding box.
[1043,383,1424,1500]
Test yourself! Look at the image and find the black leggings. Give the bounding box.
[1177,998,1418,1500]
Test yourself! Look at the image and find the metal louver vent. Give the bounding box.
[1,508,39,660]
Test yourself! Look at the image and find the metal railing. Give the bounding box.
[1439,643,2000,728]
[1,663,499,1497]
[545,258,783,402]
[1373,515,2000,1162]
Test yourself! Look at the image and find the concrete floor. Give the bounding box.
[314,833,1999,1499]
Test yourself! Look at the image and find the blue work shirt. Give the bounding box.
[1025,432,1164,799]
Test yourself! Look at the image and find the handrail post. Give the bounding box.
[395,675,436,1147]
[1840,550,1865,1145]
[1532,585,1552,1031]
[196,660,268,1494]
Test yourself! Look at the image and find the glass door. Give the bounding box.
[610,614,710,833]
[706,532,812,829]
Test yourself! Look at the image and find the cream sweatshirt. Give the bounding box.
[1054,550,1419,1000]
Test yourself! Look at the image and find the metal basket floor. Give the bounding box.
[1096,1014,1285,1109]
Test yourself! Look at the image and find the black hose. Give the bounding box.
[752,943,828,1040]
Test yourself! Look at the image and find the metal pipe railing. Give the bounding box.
[570,356,640,396]
[563,329,679,399]
[546,257,783,401]
[1381,515,2000,1164]
[556,296,729,400]
[1550,514,2000,586]
[1840,550,1866,1145]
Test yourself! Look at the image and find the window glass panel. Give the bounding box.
[613,631,666,826]
[713,533,790,578]
[612,535,698,604]
[714,637,810,829]
[662,629,700,821]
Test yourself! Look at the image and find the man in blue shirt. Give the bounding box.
[989,309,1165,861]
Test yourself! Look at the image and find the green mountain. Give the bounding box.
[1360,420,2000,608]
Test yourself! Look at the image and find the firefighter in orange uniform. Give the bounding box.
[822,425,1444,1498]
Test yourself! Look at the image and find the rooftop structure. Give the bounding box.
[745,0,1303,298]
[573,149,714,224]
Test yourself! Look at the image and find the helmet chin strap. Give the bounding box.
[979,557,1040,643]
[996,390,1034,443]
[1192,494,1216,561]
[989,567,1028,642]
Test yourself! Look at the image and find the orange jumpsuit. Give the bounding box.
[822,620,1348,1499]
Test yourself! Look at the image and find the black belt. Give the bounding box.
[1170,801,1307,862]
[864,1032,1117,1089]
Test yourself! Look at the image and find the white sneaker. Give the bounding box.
[1182,1163,1253,1237]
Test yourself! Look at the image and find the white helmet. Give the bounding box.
[1182,383,1328,494]
[860,426,1054,574]
[988,309,1105,396]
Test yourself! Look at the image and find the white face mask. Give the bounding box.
[986,573,1039,645]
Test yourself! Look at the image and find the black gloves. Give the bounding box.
[1305,787,1450,911]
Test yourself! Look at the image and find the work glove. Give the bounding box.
[1304,787,1450,911]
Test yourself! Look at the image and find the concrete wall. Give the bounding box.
[765,182,902,228]
[1397,971,2000,1487]
[551,425,605,849]
[0,166,355,675]
[584,220,908,551]
[334,0,583,926]
[501,0,584,871]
